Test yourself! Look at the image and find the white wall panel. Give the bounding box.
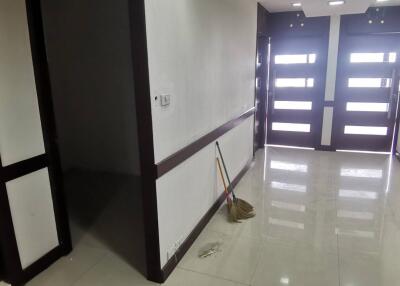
[6,168,59,269]
[321,107,334,146]
[324,16,341,101]
[145,0,257,163]
[0,0,45,166]
[156,116,253,267]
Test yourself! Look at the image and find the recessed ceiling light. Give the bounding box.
[329,0,345,5]
[376,0,389,2]
[292,2,302,7]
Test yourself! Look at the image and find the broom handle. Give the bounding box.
[216,141,236,199]
[216,158,231,201]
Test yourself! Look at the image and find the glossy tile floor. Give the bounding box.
[16,147,400,285]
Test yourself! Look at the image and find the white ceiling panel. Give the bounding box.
[259,0,400,16]
[303,0,370,17]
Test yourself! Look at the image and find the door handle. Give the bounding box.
[388,68,397,120]
[271,70,277,114]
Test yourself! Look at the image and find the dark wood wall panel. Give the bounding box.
[254,4,271,150]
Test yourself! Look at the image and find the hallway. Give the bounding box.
[178,147,400,286]
[21,147,400,285]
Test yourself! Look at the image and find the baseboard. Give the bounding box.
[160,158,254,282]
[5,245,69,286]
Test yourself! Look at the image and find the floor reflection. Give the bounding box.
[258,146,399,286]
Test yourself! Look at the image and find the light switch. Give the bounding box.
[160,94,171,107]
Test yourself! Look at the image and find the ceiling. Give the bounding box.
[259,0,400,17]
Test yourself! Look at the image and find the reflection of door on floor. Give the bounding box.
[333,12,400,153]
[266,13,330,149]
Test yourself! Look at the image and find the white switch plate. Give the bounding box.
[160,94,171,107]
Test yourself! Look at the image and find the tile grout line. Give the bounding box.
[336,234,341,286]
[333,171,341,286]
[247,242,264,286]
[177,266,250,285]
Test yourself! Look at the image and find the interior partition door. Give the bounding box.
[333,12,400,152]
[0,1,71,285]
[266,13,329,149]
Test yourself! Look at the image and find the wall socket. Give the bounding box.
[160,94,171,107]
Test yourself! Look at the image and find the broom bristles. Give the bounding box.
[235,198,254,213]
[235,202,255,220]
[227,202,240,223]
[227,199,255,222]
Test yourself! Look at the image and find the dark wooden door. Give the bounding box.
[333,10,400,152]
[266,13,329,148]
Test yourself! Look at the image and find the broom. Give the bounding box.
[216,142,255,219]
[217,158,239,223]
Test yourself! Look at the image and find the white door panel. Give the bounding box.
[6,168,59,269]
[0,0,45,166]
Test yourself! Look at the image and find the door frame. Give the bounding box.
[0,1,71,285]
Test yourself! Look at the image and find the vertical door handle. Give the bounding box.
[270,70,277,114]
[388,68,397,120]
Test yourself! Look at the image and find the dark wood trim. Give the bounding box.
[254,4,271,153]
[20,246,64,284]
[392,86,400,155]
[157,108,255,178]
[25,0,72,261]
[0,156,23,285]
[0,154,47,183]
[128,0,162,283]
[316,145,336,152]
[324,101,335,107]
[161,158,254,282]
[2,245,65,286]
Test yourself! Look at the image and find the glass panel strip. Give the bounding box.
[274,101,312,110]
[344,125,387,136]
[272,122,311,132]
[346,102,389,112]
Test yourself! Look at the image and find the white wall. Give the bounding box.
[41,0,141,175]
[145,0,257,267]
[145,0,257,163]
[157,117,253,266]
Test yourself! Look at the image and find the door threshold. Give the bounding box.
[336,149,391,155]
[265,144,315,150]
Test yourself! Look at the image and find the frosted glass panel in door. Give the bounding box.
[6,168,59,269]
[0,0,45,166]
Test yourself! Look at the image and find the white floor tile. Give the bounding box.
[73,253,157,286]
[164,268,246,286]
[178,229,262,284]
[26,245,107,286]
[252,241,339,286]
